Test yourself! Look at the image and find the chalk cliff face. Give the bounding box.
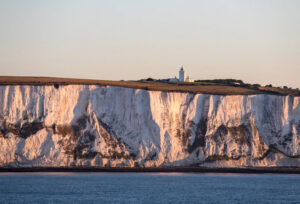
[0,85,299,167]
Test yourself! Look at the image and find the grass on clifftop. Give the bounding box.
[0,76,299,96]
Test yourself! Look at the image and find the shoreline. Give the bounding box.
[1,167,300,174]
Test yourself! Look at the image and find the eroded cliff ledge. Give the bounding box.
[0,84,299,167]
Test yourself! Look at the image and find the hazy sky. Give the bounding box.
[0,0,300,87]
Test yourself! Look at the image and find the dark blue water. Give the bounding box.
[0,173,299,204]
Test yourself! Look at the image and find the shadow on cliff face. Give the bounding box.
[87,87,162,164]
[0,87,162,164]
[40,132,55,158]
[0,86,45,139]
[255,95,284,144]
[180,93,196,147]
[56,115,98,160]
[187,95,210,154]
[52,88,102,160]
[253,95,300,157]
[52,87,139,161]
[187,118,207,153]
[207,114,266,161]
[188,96,269,163]
[0,121,44,139]
[212,124,252,155]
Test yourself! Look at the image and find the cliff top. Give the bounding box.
[0,76,299,96]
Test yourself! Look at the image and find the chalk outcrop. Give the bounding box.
[0,85,299,167]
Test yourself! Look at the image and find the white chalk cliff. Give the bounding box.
[0,85,299,167]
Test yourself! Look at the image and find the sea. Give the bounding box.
[0,173,299,204]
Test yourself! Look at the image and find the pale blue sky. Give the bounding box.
[0,0,299,87]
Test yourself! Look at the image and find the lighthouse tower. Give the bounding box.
[179,66,185,82]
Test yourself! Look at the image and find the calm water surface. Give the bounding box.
[0,173,299,204]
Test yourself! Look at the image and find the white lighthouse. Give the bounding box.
[179,66,184,82]
[169,65,194,82]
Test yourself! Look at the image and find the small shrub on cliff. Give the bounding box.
[146,78,154,81]
[253,84,261,87]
